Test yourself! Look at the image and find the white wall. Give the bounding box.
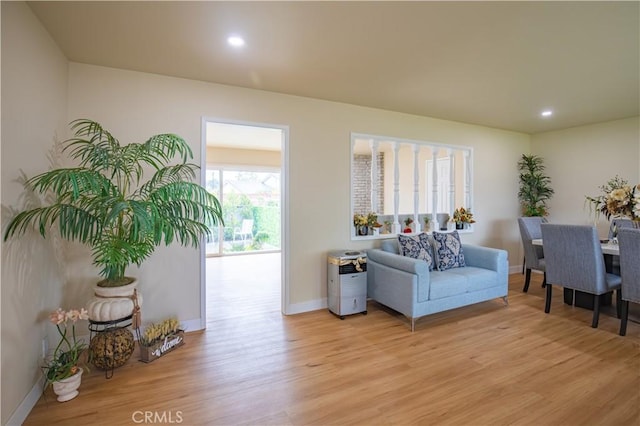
[67,62,529,320]
[531,116,640,236]
[1,2,69,424]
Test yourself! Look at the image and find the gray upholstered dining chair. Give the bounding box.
[541,224,622,328]
[617,227,640,336]
[518,217,546,292]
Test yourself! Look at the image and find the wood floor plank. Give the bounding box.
[23,257,640,425]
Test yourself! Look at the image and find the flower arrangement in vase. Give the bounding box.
[367,212,382,235]
[139,317,184,363]
[353,213,369,236]
[453,207,476,229]
[45,308,89,402]
[353,212,381,236]
[586,176,640,222]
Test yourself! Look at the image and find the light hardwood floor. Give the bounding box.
[25,257,639,425]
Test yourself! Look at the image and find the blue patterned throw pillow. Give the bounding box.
[398,233,434,270]
[432,231,465,271]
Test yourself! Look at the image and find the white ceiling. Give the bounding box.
[205,122,282,151]
[28,1,639,135]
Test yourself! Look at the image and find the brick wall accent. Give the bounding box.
[353,153,384,214]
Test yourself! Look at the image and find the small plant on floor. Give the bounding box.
[140,317,181,347]
[44,308,89,387]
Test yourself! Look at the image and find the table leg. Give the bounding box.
[604,253,614,273]
[564,287,574,305]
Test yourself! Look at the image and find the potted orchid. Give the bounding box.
[44,308,89,401]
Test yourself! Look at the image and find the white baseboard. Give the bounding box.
[285,298,327,315]
[180,318,205,333]
[7,376,45,426]
[509,265,522,274]
[510,266,544,275]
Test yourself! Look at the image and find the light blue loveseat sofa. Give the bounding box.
[367,238,509,331]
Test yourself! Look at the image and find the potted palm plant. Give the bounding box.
[517,154,554,217]
[4,119,224,321]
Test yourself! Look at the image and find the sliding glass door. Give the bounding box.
[205,167,281,256]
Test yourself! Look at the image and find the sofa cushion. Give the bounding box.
[432,231,465,271]
[446,266,500,291]
[397,233,434,270]
[429,270,469,300]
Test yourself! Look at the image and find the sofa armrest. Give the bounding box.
[463,244,508,272]
[366,248,429,275]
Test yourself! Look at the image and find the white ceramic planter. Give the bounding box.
[87,279,143,322]
[52,368,83,402]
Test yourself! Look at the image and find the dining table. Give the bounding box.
[531,238,620,256]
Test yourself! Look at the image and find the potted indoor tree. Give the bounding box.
[517,154,554,217]
[3,119,224,321]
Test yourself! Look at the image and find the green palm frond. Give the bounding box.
[4,120,224,283]
[143,133,193,164]
[135,164,199,198]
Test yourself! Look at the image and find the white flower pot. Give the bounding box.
[87,279,143,322]
[52,368,83,402]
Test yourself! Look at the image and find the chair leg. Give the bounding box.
[591,296,600,328]
[541,272,546,288]
[620,300,629,336]
[544,283,552,313]
[523,269,532,292]
[522,256,525,274]
[616,289,622,319]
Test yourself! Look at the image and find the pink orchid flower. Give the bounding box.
[49,308,66,325]
[78,308,89,321]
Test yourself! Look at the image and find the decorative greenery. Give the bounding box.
[453,207,476,224]
[366,212,381,228]
[517,154,554,216]
[586,175,640,221]
[44,308,89,386]
[3,119,224,285]
[404,217,413,226]
[140,317,181,347]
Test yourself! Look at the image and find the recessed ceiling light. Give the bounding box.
[541,110,553,117]
[227,36,245,48]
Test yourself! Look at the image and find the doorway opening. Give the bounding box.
[201,119,288,324]
[204,168,281,255]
